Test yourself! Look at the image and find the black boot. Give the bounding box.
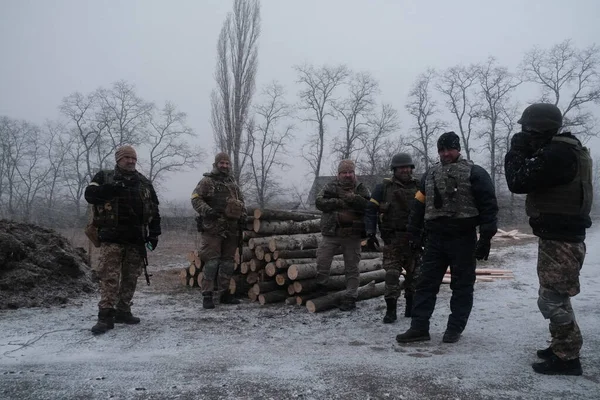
[220,291,240,305]
[442,330,461,343]
[396,328,430,343]
[404,295,413,318]
[203,292,215,309]
[536,346,554,360]
[114,310,140,324]
[339,297,356,311]
[91,308,115,334]
[383,298,397,323]
[532,354,582,376]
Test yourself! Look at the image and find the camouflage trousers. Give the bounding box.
[315,235,361,299]
[382,235,418,299]
[97,243,143,312]
[537,238,586,360]
[200,232,237,295]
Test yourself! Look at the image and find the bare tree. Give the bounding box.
[436,64,479,160]
[357,103,401,175]
[405,69,445,170]
[95,80,153,150]
[332,71,379,161]
[41,120,71,222]
[521,39,600,140]
[295,63,350,179]
[210,0,261,183]
[146,102,200,185]
[246,82,294,207]
[476,57,521,188]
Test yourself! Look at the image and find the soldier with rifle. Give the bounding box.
[84,145,161,335]
[191,152,246,309]
[365,153,420,323]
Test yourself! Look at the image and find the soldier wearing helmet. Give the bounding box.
[365,153,419,323]
[505,103,592,376]
[396,132,498,345]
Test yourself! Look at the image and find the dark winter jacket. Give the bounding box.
[85,166,161,245]
[505,132,592,242]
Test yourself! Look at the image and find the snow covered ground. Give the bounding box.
[1,228,599,400]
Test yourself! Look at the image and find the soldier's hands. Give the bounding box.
[146,236,158,251]
[474,237,491,261]
[510,132,533,154]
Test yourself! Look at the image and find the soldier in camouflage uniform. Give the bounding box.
[365,153,419,323]
[396,132,498,344]
[505,103,592,376]
[315,159,371,311]
[191,152,246,309]
[85,145,161,334]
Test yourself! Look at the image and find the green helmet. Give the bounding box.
[518,103,563,134]
[390,153,414,170]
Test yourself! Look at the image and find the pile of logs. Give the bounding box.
[442,268,515,284]
[180,250,203,287]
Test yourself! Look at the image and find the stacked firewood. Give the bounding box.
[229,208,388,312]
[180,250,203,287]
[442,268,515,284]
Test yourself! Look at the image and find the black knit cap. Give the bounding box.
[437,131,461,151]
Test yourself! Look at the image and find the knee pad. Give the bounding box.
[537,287,573,325]
[385,269,401,286]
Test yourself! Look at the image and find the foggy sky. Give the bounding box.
[1,0,599,202]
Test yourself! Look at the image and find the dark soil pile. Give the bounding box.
[0,219,95,309]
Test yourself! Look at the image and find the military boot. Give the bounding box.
[396,328,430,343]
[220,291,240,305]
[536,346,554,360]
[203,292,215,309]
[532,354,582,376]
[404,295,413,318]
[383,298,397,323]
[339,297,356,311]
[91,308,115,334]
[114,310,140,324]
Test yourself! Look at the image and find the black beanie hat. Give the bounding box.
[437,131,461,151]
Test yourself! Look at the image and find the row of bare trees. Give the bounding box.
[0,81,200,225]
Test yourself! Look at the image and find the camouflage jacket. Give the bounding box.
[315,179,370,238]
[191,169,246,235]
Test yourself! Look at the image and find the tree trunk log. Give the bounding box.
[306,281,385,313]
[180,268,190,286]
[251,281,280,296]
[264,253,272,262]
[250,258,266,272]
[267,233,322,252]
[296,292,322,306]
[240,262,250,274]
[246,271,259,284]
[275,273,289,286]
[234,246,253,264]
[229,275,251,295]
[265,262,278,277]
[287,284,296,295]
[258,290,289,305]
[293,269,386,293]
[254,208,321,221]
[248,287,258,302]
[254,219,321,235]
[287,258,382,280]
[285,296,297,305]
[275,252,382,269]
[254,245,269,260]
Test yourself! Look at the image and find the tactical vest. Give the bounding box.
[379,177,418,234]
[424,158,479,220]
[92,170,156,229]
[526,136,593,218]
[202,173,241,217]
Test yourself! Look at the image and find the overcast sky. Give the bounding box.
[1,0,599,202]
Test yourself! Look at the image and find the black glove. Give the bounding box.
[510,132,533,154]
[146,236,158,251]
[474,237,491,261]
[366,234,380,252]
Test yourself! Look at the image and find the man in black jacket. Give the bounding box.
[505,103,592,376]
[85,146,161,334]
[396,131,498,344]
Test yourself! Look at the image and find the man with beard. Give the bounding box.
[314,159,371,311]
[396,131,498,344]
[505,103,591,376]
[191,152,246,309]
[85,145,161,334]
[365,153,420,323]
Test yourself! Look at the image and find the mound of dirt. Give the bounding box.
[0,219,95,309]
